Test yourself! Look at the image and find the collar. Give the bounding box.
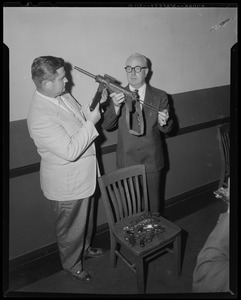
[129,83,146,100]
[36,90,59,105]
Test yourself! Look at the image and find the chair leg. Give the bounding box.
[173,234,181,278]
[219,161,226,188]
[110,232,117,268]
[135,256,145,294]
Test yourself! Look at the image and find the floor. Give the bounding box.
[6,196,232,297]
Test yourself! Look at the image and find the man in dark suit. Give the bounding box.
[101,53,173,213]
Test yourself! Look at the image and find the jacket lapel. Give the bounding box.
[62,93,86,121]
[143,86,158,119]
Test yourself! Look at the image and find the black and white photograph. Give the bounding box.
[4,3,237,298]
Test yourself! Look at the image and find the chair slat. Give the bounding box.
[134,175,142,212]
[107,185,120,221]
[119,180,128,217]
[217,124,230,188]
[129,176,137,214]
[223,134,230,162]
[113,182,124,219]
[123,178,132,214]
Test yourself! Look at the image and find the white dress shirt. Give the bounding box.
[129,83,146,109]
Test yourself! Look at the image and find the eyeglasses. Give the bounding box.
[124,66,147,73]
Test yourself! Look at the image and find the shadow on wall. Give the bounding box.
[64,62,75,93]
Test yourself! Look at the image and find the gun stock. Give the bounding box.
[89,83,105,111]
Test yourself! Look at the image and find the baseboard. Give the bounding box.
[164,180,220,221]
[9,180,219,271]
[165,180,219,209]
[8,243,59,272]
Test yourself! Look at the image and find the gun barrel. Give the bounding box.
[108,81,132,95]
[74,66,96,79]
[138,99,160,113]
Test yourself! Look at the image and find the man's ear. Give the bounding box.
[43,80,52,90]
[144,68,149,78]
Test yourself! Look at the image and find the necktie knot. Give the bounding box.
[134,89,140,100]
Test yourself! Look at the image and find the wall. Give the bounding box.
[4,7,237,122]
[5,6,236,260]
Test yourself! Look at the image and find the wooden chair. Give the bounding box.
[217,124,230,188]
[98,164,182,294]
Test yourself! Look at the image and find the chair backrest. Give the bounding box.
[217,124,230,188]
[98,164,149,230]
[218,124,230,166]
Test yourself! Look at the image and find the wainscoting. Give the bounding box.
[8,85,230,266]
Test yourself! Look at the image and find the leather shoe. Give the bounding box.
[68,269,92,282]
[84,247,106,259]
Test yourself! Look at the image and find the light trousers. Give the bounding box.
[51,196,94,273]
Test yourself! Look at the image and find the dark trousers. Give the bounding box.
[146,170,163,213]
[51,197,94,273]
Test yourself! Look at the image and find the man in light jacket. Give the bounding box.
[27,56,107,281]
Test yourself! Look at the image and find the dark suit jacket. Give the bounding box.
[101,85,173,173]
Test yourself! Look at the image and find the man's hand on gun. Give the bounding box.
[158,109,169,126]
[100,88,108,104]
[85,89,109,125]
[85,103,101,125]
[110,92,169,124]
[110,92,125,115]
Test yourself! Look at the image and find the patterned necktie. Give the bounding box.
[135,89,141,126]
[127,89,144,135]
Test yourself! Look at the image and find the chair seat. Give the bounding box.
[113,213,181,256]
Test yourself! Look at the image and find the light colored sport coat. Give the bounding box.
[27,91,99,201]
